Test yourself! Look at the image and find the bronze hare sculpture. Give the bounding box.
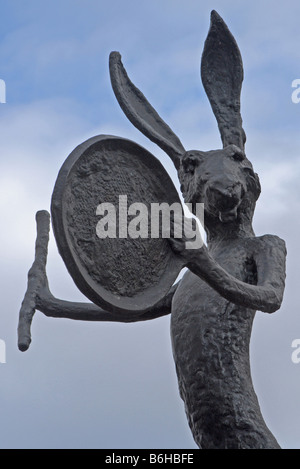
[19,11,286,449]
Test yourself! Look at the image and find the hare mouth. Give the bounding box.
[218,205,239,223]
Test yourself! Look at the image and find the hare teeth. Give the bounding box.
[218,206,238,223]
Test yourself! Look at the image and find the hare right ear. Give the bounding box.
[201,10,246,151]
[109,52,185,170]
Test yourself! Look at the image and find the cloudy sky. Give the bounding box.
[0,0,299,449]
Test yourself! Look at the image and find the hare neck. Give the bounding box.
[205,215,255,251]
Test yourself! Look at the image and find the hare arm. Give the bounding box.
[36,282,177,322]
[19,279,176,352]
[187,236,286,313]
[18,210,176,351]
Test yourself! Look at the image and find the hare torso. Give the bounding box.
[170,237,280,449]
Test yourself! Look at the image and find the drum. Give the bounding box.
[51,135,184,316]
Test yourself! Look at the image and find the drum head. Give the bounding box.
[51,135,183,316]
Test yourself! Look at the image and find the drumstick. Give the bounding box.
[18,210,50,351]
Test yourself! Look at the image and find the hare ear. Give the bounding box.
[109,52,185,169]
[201,10,246,150]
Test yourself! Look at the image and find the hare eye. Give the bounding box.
[243,167,255,178]
[229,150,245,162]
[183,156,199,174]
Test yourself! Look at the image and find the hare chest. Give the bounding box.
[169,237,281,449]
[172,238,258,321]
[170,239,258,412]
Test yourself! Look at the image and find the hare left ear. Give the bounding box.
[201,10,246,151]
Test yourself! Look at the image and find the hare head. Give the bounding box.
[179,146,260,226]
[109,10,261,233]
